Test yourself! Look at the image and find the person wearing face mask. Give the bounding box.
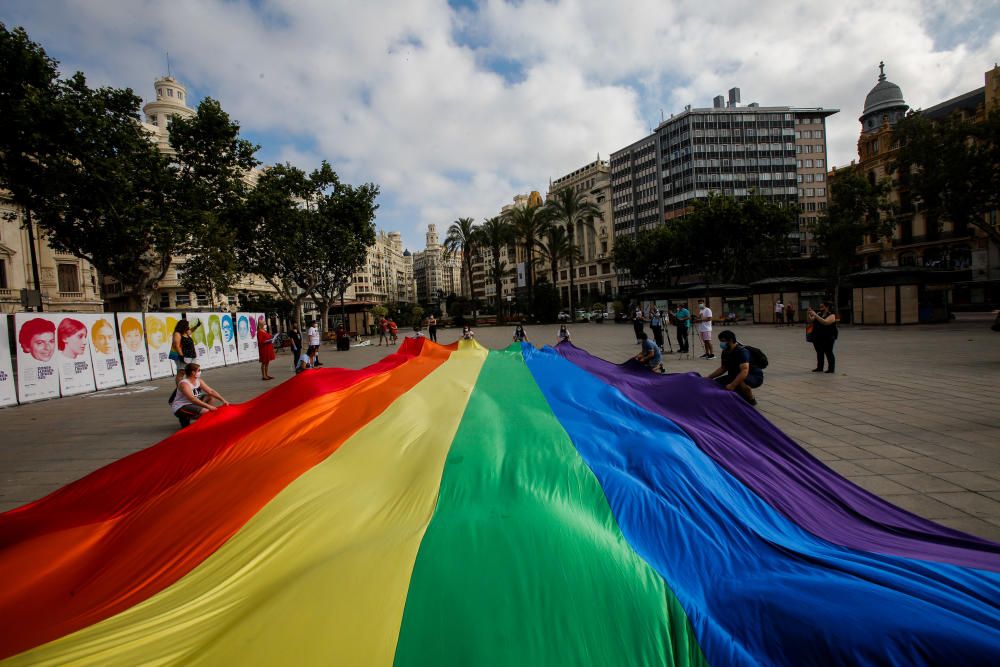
[707,330,762,406]
[806,301,838,373]
[170,363,229,428]
[695,299,715,359]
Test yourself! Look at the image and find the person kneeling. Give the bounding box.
[706,330,762,406]
[634,332,664,374]
[171,363,229,428]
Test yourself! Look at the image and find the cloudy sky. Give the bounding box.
[4,0,998,250]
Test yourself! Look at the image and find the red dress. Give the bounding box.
[257,329,276,363]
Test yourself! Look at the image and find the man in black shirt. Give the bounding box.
[288,324,303,372]
[706,330,763,406]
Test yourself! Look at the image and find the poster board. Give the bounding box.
[0,317,18,407]
[79,314,125,391]
[144,313,176,378]
[219,313,238,365]
[14,313,61,402]
[188,312,225,369]
[116,312,152,384]
[235,312,256,363]
[54,315,97,397]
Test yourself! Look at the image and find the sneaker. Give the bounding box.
[699,353,709,358]
[705,354,716,360]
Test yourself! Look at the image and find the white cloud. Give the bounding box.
[3,0,997,250]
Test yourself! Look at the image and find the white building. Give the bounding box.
[412,224,462,308]
[346,230,416,304]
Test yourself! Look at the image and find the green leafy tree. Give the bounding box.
[680,193,796,284]
[502,202,550,304]
[543,187,602,320]
[444,217,478,306]
[893,109,1000,247]
[477,215,514,324]
[612,225,683,290]
[813,166,893,305]
[535,223,577,298]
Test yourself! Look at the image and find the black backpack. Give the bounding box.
[744,345,769,369]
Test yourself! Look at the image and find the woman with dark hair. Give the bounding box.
[57,318,88,360]
[171,319,199,383]
[807,301,838,373]
[170,363,228,428]
[18,318,56,362]
[512,322,528,342]
[707,329,763,406]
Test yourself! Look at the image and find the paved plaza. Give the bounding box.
[2,317,999,541]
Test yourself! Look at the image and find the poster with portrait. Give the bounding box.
[199,312,227,368]
[219,313,238,366]
[235,312,256,363]
[14,313,61,402]
[0,317,19,407]
[183,313,211,368]
[144,313,176,378]
[80,314,125,390]
[116,312,151,384]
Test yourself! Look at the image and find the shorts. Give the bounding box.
[699,330,712,341]
[168,351,183,364]
[307,345,319,355]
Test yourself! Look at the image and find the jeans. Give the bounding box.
[813,339,835,371]
[675,327,688,351]
[651,325,664,348]
[429,326,437,342]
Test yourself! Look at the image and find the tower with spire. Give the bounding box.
[141,74,196,155]
[859,61,908,133]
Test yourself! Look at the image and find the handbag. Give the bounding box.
[805,323,814,342]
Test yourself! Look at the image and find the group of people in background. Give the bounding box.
[773,299,797,326]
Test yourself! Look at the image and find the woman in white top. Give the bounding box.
[171,362,229,428]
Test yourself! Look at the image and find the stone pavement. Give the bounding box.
[2,317,1000,543]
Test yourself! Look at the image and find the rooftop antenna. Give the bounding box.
[166,52,172,77]
[660,108,664,122]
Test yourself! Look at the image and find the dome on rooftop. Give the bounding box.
[862,62,906,117]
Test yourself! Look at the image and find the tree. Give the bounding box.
[813,166,893,305]
[477,215,513,324]
[543,187,602,320]
[893,109,1000,247]
[311,174,379,335]
[680,193,796,284]
[612,225,683,290]
[502,201,550,304]
[444,217,478,307]
[535,223,576,294]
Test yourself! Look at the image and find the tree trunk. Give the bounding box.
[567,221,576,321]
[494,251,504,325]
[320,302,331,338]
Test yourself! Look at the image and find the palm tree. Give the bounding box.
[502,202,550,305]
[535,223,577,294]
[543,187,602,321]
[444,217,479,307]
[477,216,513,323]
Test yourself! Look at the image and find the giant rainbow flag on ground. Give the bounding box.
[2,339,1000,665]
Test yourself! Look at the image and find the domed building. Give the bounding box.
[859,63,908,133]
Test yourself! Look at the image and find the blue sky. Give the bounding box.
[3,0,998,251]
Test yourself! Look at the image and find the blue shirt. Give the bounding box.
[675,308,690,329]
[642,338,661,364]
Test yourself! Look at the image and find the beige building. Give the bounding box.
[548,160,615,307]
[412,224,462,308]
[346,230,416,304]
[0,199,105,314]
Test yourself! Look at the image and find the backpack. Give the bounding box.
[744,345,769,369]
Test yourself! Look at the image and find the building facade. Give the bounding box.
[412,224,463,308]
[548,160,615,308]
[347,230,415,304]
[610,88,838,290]
[851,63,1000,293]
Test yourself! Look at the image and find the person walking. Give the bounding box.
[632,304,645,344]
[774,299,785,327]
[650,308,665,350]
[170,363,229,428]
[707,330,763,406]
[427,314,438,343]
[288,324,302,372]
[257,320,275,380]
[807,301,838,373]
[307,320,321,367]
[695,299,715,359]
[673,304,690,354]
[377,317,388,346]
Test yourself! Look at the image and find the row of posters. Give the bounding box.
[4,312,264,405]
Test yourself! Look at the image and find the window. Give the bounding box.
[802,130,812,139]
[816,158,825,168]
[0,259,7,289]
[195,292,208,305]
[149,114,158,126]
[167,88,173,97]
[175,291,191,306]
[817,188,826,196]
[804,159,813,168]
[589,265,597,276]
[804,174,814,183]
[57,263,80,293]
[160,292,171,309]
[815,173,825,182]
[815,130,823,139]
[806,188,815,197]
[560,270,568,281]
[158,88,163,97]
[177,92,183,100]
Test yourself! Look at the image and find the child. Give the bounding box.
[462,326,475,340]
[557,325,570,344]
[513,322,528,342]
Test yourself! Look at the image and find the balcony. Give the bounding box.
[57,291,84,299]
[0,288,15,298]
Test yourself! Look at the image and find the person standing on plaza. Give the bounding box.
[377,316,388,346]
[695,299,715,359]
[513,322,528,342]
[257,320,275,380]
[633,332,664,374]
[673,304,690,354]
[807,301,838,373]
[288,324,302,372]
[171,319,200,384]
[706,330,762,406]
[650,308,665,350]
[632,304,645,344]
[557,324,571,344]
[388,318,399,345]
[774,299,785,327]
[427,314,438,343]
[785,304,796,326]
[307,320,321,367]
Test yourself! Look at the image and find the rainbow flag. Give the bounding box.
[2,339,1000,665]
